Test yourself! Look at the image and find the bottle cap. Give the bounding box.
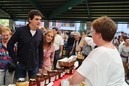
[17,78,25,82]
[30,78,36,82]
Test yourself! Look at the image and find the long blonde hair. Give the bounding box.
[44,30,55,47]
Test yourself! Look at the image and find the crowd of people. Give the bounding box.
[67,16,128,86]
[0,9,128,86]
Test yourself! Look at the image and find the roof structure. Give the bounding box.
[0,0,129,22]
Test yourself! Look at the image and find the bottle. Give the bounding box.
[43,74,49,85]
[29,78,37,86]
[36,73,44,86]
[16,78,28,86]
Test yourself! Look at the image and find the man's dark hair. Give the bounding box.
[52,27,58,31]
[28,9,43,20]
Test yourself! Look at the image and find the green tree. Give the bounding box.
[0,19,9,26]
[78,22,86,34]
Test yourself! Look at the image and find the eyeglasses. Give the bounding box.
[90,27,95,33]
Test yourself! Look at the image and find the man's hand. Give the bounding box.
[59,52,62,58]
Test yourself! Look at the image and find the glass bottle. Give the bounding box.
[43,74,49,85]
[36,73,45,86]
[16,78,28,86]
[29,78,37,86]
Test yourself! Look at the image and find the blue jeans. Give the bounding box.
[53,50,60,69]
[15,63,38,79]
[66,46,73,57]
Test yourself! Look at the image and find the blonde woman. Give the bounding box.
[0,27,14,85]
[42,30,55,74]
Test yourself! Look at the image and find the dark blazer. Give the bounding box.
[7,24,43,70]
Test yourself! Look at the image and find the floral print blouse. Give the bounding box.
[0,42,12,69]
[43,45,55,70]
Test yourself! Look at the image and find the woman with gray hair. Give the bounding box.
[81,37,96,58]
[62,16,128,86]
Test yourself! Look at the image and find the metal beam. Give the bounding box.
[0,7,15,19]
[0,0,17,20]
[27,0,47,19]
[48,17,129,22]
[85,0,91,19]
[90,1,129,4]
[49,0,85,19]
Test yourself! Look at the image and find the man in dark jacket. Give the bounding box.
[7,10,43,79]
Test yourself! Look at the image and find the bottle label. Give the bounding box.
[40,81,45,86]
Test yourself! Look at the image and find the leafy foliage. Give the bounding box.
[0,19,9,26]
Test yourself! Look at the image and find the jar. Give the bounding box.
[29,78,37,86]
[36,73,45,86]
[47,70,55,82]
[43,74,49,85]
[54,70,58,80]
[8,84,16,86]
[56,68,62,79]
[16,78,28,86]
[61,68,65,77]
